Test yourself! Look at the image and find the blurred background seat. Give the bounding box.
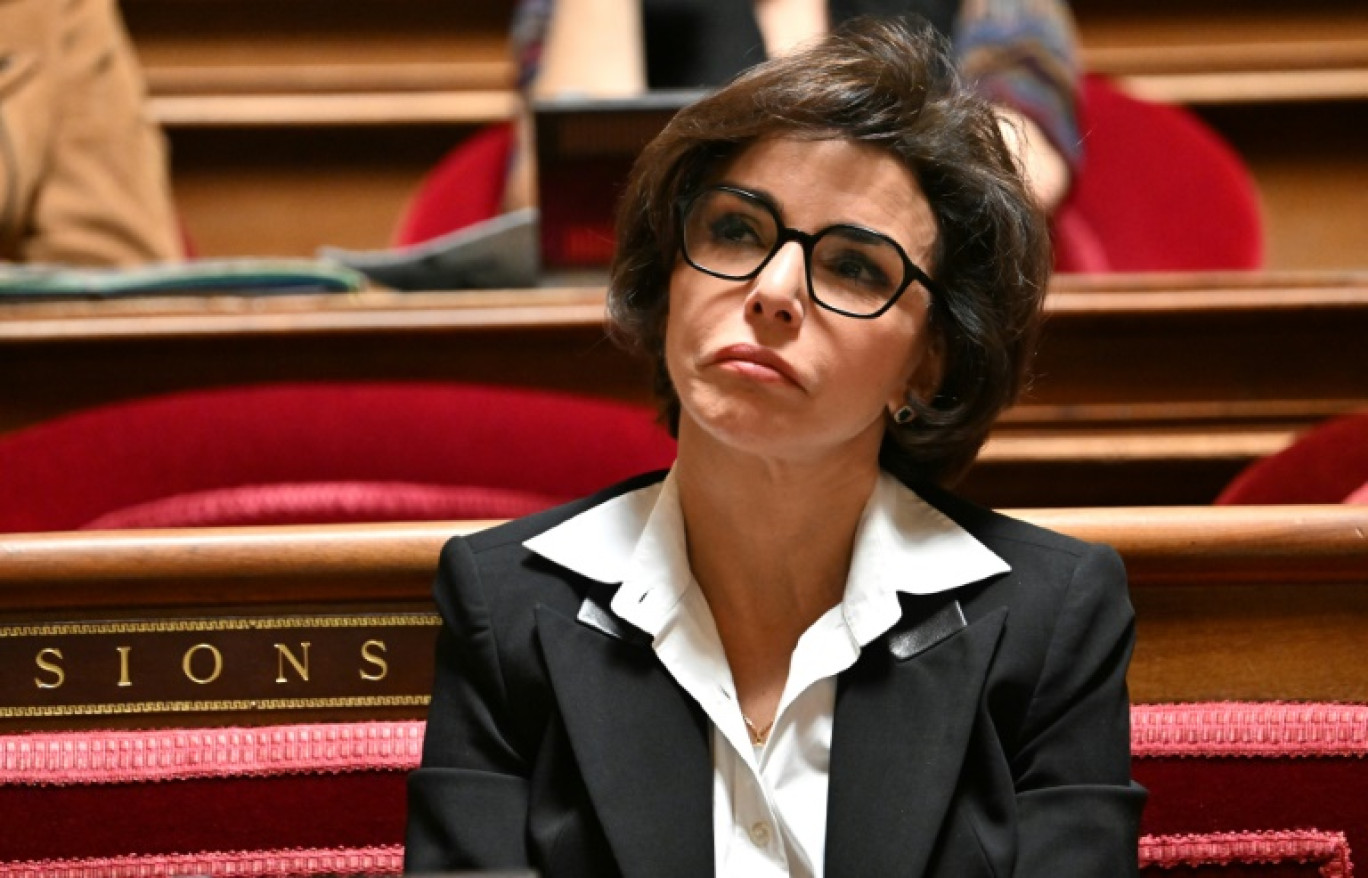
[1216,410,1368,505]
[391,79,1266,276]
[0,381,676,532]
[391,123,516,247]
[1053,75,1265,273]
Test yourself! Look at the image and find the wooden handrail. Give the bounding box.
[134,44,1368,123]
[1083,39,1368,77]
[1,274,1365,344]
[1,506,1363,588]
[1022,505,1368,583]
[0,506,1363,709]
[144,62,514,96]
[141,72,1368,128]
[1120,69,1368,105]
[142,44,1368,96]
[0,520,489,584]
[149,92,519,128]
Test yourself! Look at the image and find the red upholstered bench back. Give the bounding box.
[1,704,1363,875]
[0,722,417,876]
[0,382,677,533]
[1134,703,1365,876]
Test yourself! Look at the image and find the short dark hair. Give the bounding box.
[607,17,1051,485]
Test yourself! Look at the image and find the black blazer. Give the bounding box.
[406,471,1145,877]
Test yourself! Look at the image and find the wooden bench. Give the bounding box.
[0,504,1363,730]
[0,506,1364,873]
[2,272,1364,507]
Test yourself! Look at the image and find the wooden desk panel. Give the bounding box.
[0,506,1363,728]
[1192,101,1368,271]
[169,125,478,258]
[122,0,515,70]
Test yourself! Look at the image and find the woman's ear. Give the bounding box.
[910,340,945,404]
[886,343,941,421]
[890,333,945,413]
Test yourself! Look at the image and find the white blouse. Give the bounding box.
[524,469,1009,878]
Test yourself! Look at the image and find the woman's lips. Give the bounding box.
[708,344,804,389]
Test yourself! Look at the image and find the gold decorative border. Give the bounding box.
[0,613,441,639]
[0,694,431,719]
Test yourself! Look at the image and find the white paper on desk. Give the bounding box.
[319,208,539,291]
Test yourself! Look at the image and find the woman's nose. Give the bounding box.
[745,242,807,327]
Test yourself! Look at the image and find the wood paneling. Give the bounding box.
[168,126,470,257]
[1189,101,1368,271]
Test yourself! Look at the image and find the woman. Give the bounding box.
[407,19,1144,877]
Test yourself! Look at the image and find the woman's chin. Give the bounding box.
[680,406,878,471]
[680,402,795,458]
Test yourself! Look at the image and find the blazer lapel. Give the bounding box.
[535,590,714,878]
[825,599,1008,878]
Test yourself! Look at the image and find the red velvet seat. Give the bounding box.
[1216,411,1368,505]
[395,81,1264,274]
[392,123,516,246]
[0,382,676,533]
[1053,76,1264,273]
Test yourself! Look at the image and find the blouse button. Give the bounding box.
[749,820,772,847]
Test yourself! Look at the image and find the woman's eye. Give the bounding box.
[709,214,763,245]
[828,252,890,287]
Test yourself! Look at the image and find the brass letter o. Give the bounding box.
[182,644,223,684]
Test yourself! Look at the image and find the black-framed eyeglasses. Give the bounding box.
[678,185,942,319]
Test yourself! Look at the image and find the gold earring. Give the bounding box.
[893,405,915,425]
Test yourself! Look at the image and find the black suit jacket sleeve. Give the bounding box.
[1011,543,1144,875]
[406,536,533,872]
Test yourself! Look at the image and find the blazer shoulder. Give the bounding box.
[910,484,1131,650]
[913,481,1105,562]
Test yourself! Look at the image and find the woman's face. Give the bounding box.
[665,136,941,467]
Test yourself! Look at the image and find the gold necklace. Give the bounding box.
[742,713,774,745]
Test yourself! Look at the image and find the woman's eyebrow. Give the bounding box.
[714,182,783,216]
[712,182,913,249]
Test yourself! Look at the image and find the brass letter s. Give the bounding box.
[35,648,65,689]
[359,639,389,682]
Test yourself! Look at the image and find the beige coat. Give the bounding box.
[0,0,181,265]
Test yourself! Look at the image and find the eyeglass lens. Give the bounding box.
[682,188,909,317]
